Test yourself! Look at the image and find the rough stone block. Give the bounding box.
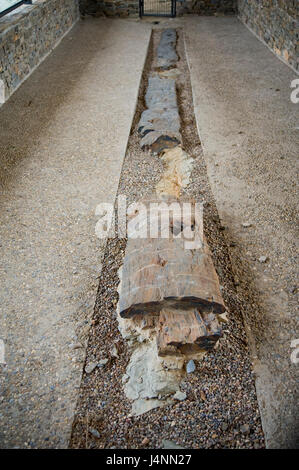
[156,29,178,70]
[138,76,182,153]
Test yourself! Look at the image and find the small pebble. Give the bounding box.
[141,437,150,446]
[110,345,119,358]
[173,391,187,401]
[218,312,229,323]
[186,360,195,373]
[70,343,83,350]
[85,362,97,374]
[122,374,129,384]
[98,358,108,367]
[240,424,250,434]
[90,428,101,439]
[162,439,185,450]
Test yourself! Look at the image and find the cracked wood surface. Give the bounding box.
[157,308,222,356]
[119,199,225,318]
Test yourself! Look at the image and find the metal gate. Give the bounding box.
[139,0,176,18]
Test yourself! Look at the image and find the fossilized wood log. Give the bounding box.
[145,76,177,111]
[156,29,178,70]
[155,146,193,198]
[138,76,182,154]
[138,109,180,138]
[157,308,222,356]
[118,198,225,318]
[140,132,180,154]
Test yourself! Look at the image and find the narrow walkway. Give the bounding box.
[183,16,298,448]
[0,18,151,448]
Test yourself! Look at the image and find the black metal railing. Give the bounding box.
[139,0,176,18]
[0,0,32,19]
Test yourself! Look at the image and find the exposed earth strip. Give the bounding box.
[70,27,265,449]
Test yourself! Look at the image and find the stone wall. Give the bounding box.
[79,0,237,17]
[238,0,298,72]
[79,0,138,17]
[0,0,80,102]
[179,0,237,16]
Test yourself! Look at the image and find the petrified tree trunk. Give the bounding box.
[138,77,181,154]
[157,308,222,356]
[118,198,225,319]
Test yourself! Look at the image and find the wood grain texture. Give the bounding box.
[157,308,222,356]
[119,198,225,318]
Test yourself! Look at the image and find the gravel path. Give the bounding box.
[70,28,265,449]
[183,16,299,448]
[0,18,151,449]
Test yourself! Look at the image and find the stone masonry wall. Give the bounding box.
[238,0,298,72]
[79,0,138,17]
[0,0,80,101]
[79,0,237,17]
[179,0,237,16]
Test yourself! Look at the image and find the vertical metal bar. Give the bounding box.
[141,0,176,17]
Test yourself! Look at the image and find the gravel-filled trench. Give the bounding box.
[70,28,265,449]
